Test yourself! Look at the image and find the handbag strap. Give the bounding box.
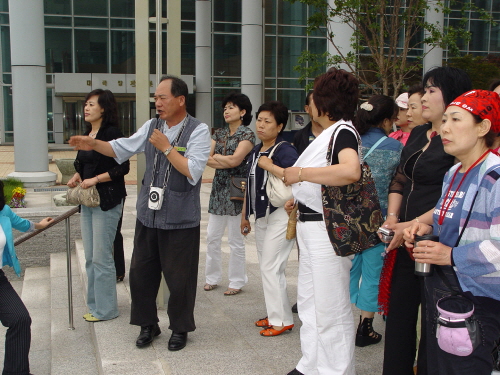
[326,123,362,166]
[435,190,479,296]
[267,141,286,160]
[363,136,387,159]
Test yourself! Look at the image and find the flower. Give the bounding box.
[360,102,373,111]
[9,187,26,208]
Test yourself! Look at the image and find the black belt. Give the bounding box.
[297,203,323,222]
[298,212,323,222]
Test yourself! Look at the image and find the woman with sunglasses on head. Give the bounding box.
[380,67,472,375]
[404,90,500,374]
[67,89,129,323]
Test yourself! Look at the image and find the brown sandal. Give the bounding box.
[223,288,242,296]
[204,283,217,291]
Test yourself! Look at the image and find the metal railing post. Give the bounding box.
[66,216,74,330]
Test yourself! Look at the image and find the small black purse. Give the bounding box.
[229,177,246,202]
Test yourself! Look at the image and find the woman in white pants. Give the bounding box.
[283,68,361,375]
[204,92,255,295]
[241,101,299,336]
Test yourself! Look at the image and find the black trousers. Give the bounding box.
[0,269,31,375]
[383,247,427,375]
[129,220,200,333]
[424,266,500,375]
[113,204,125,277]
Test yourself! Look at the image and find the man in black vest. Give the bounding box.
[69,75,211,351]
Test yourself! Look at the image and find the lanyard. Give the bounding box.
[437,149,490,227]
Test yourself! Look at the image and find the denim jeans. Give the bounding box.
[81,201,123,320]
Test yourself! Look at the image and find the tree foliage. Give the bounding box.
[287,0,492,96]
[447,55,500,90]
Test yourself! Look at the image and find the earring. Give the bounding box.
[240,116,243,121]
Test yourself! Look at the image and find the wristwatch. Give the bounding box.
[163,145,174,157]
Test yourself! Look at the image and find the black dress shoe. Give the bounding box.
[168,331,188,351]
[136,324,161,347]
[291,302,298,313]
[287,369,304,375]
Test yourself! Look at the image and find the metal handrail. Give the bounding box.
[15,205,80,330]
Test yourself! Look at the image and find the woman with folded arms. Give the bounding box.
[404,90,500,374]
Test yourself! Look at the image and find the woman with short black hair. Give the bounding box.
[204,92,255,295]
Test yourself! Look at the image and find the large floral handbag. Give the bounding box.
[321,124,383,257]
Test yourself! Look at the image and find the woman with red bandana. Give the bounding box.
[404,90,500,374]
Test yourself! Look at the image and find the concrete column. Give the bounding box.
[241,0,263,132]
[327,0,354,73]
[195,0,212,128]
[8,0,56,186]
[423,1,444,74]
[167,0,181,76]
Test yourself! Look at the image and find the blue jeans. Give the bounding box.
[81,201,123,320]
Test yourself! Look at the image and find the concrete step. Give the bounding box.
[22,266,51,375]
[75,239,167,375]
[50,252,99,375]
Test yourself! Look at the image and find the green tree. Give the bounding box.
[447,55,500,90]
[288,0,492,96]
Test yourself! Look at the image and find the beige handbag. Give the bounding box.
[265,142,293,207]
[286,204,298,240]
[66,183,100,207]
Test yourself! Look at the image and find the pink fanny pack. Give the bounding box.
[436,295,480,356]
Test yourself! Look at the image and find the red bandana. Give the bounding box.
[448,90,500,132]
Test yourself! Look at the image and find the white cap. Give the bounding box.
[395,92,409,109]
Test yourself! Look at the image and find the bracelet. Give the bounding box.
[298,167,303,182]
[415,216,420,223]
[95,175,100,183]
[387,213,398,218]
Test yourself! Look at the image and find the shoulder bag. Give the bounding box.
[265,141,293,207]
[322,124,383,257]
[220,137,247,202]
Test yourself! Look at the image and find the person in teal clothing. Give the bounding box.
[0,180,53,375]
[350,95,403,347]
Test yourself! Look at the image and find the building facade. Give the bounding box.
[0,0,498,144]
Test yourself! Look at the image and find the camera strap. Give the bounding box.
[149,115,188,189]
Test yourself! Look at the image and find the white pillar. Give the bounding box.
[327,1,354,73]
[241,0,263,132]
[423,1,444,73]
[8,0,56,186]
[167,0,181,76]
[195,0,212,128]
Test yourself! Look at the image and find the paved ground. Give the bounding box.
[0,144,386,374]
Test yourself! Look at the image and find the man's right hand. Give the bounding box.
[69,136,96,151]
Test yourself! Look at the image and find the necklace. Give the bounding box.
[89,132,97,138]
[437,149,490,232]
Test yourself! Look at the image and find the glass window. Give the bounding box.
[182,0,195,21]
[111,19,135,28]
[264,89,277,102]
[469,20,490,51]
[277,37,306,78]
[490,23,500,51]
[74,0,108,17]
[110,0,134,18]
[3,86,12,135]
[265,36,276,77]
[181,32,195,75]
[213,23,241,33]
[74,17,108,28]
[75,29,108,73]
[265,0,276,25]
[278,25,307,36]
[111,30,135,73]
[181,21,195,31]
[213,34,241,77]
[45,16,71,26]
[0,0,7,12]
[278,1,307,25]
[3,74,11,84]
[1,26,10,72]
[277,89,305,113]
[0,13,8,24]
[46,28,72,73]
[44,0,70,15]
[213,0,241,22]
